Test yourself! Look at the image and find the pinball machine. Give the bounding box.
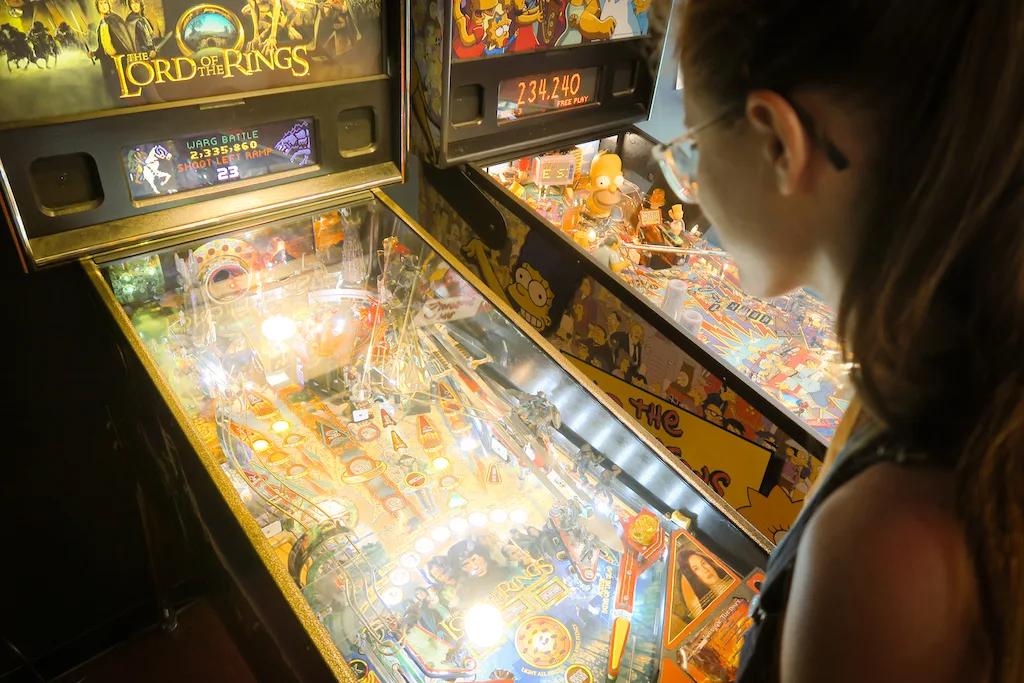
[2,1,770,682]
[409,1,847,538]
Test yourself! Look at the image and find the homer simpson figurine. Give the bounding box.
[584,152,624,220]
[668,204,685,234]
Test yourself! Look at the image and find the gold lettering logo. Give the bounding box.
[114,46,312,99]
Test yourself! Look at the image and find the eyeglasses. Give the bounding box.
[653,99,850,205]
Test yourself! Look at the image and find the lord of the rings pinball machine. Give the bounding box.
[409,0,845,540]
[1,1,768,681]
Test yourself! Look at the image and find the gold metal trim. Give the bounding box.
[371,188,773,553]
[0,155,31,271]
[32,163,399,267]
[92,190,375,265]
[82,259,359,683]
[0,73,390,133]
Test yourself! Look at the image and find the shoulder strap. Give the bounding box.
[755,428,926,617]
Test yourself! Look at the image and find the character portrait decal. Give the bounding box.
[664,529,739,650]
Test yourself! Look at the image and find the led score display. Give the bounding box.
[122,117,316,201]
[497,67,600,123]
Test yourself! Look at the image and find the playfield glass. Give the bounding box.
[485,142,853,441]
[100,196,765,683]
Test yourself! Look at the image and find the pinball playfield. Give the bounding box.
[484,144,851,441]
[99,195,767,683]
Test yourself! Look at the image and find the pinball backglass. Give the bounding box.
[0,0,383,124]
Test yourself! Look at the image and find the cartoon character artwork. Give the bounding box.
[554,0,615,46]
[274,120,313,165]
[599,0,642,39]
[734,486,807,543]
[509,0,541,52]
[452,0,493,58]
[583,151,624,220]
[412,0,444,124]
[449,0,648,58]
[482,0,512,53]
[507,262,554,330]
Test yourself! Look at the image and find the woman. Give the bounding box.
[677,550,733,621]
[658,1,1022,682]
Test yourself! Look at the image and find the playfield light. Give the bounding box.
[261,315,297,342]
[465,603,504,648]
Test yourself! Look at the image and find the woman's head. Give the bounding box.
[675,2,973,303]
[681,550,724,589]
[674,2,1024,677]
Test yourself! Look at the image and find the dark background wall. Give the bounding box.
[1,216,169,682]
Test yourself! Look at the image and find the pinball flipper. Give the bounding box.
[607,616,631,681]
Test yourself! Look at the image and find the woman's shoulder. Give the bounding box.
[781,461,984,682]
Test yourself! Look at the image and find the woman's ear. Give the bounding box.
[746,90,811,196]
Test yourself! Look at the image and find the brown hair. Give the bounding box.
[676,1,1024,680]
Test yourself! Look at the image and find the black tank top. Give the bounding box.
[735,424,929,683]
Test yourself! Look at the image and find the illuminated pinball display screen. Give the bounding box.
[497,67,600,123]
[101,196,764,683]
[121,117,317,200]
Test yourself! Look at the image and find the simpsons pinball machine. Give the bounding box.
[409,1,843,540]
[1,1,769,682]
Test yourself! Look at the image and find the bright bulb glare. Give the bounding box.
[261,315,297,342]
[489,509,508,524]
[251,439,270,452]
[469,512,487,527]
[510,509,528,524]
[449,517,469,534]
[459,437,479,451]
[271,420,289,433]
[432,456,451,470]
[381,587,404,606]
[465,603,504,648]
[432,526,452,542]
